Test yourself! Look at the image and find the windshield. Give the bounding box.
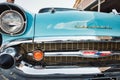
[0,0,75,13]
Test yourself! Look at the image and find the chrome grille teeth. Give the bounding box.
[21,41,120,52]
[19,41,120,66]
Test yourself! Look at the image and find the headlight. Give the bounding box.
[0,10,25,35]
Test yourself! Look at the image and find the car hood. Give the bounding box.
[35,11,120,37]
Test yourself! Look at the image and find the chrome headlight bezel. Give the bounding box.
[0,10,25,36]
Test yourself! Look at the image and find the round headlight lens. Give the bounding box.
[0,10,24,35]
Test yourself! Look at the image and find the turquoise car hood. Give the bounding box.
[35,11,120,37]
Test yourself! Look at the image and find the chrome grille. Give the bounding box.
[20,41,120,52]
[44,56,120,66]
[20,41,120,66]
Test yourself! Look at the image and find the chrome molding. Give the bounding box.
[34,36,114,43]
[0,36,120,52]
[17,65,101,75]
[27,51,119,58]
[45,51,83,56]
[28,51,86,57]
[0,38,33,52]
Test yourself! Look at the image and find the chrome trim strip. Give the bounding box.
[0,36,120,52]
[44,52,120,57]
[0,38,32,52]
[45,51,83,56]
[34,36,113,43]
[17,66,101,75]
[29,51,120,58]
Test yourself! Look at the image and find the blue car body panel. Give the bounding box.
[35,11,120,37]
[1,10,120,44]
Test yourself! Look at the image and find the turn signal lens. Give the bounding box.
[33,50,44,61]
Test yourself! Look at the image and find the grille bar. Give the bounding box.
[44,55,120,66]
[20,41,120,66]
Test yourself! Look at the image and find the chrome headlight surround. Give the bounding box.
[0,10,25,36]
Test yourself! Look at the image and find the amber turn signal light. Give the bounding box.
[33,50,44,61]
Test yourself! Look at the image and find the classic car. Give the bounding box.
[0,2,120,80]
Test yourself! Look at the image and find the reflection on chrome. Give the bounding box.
[0,36,119,52]
[17,64,101,75]
[34,36,114,43]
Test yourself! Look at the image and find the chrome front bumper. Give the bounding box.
[0,66,120,80]
[17,65,101,75]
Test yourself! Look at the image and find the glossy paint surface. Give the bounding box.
[2,10,120,44]
[35,11,120,37]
